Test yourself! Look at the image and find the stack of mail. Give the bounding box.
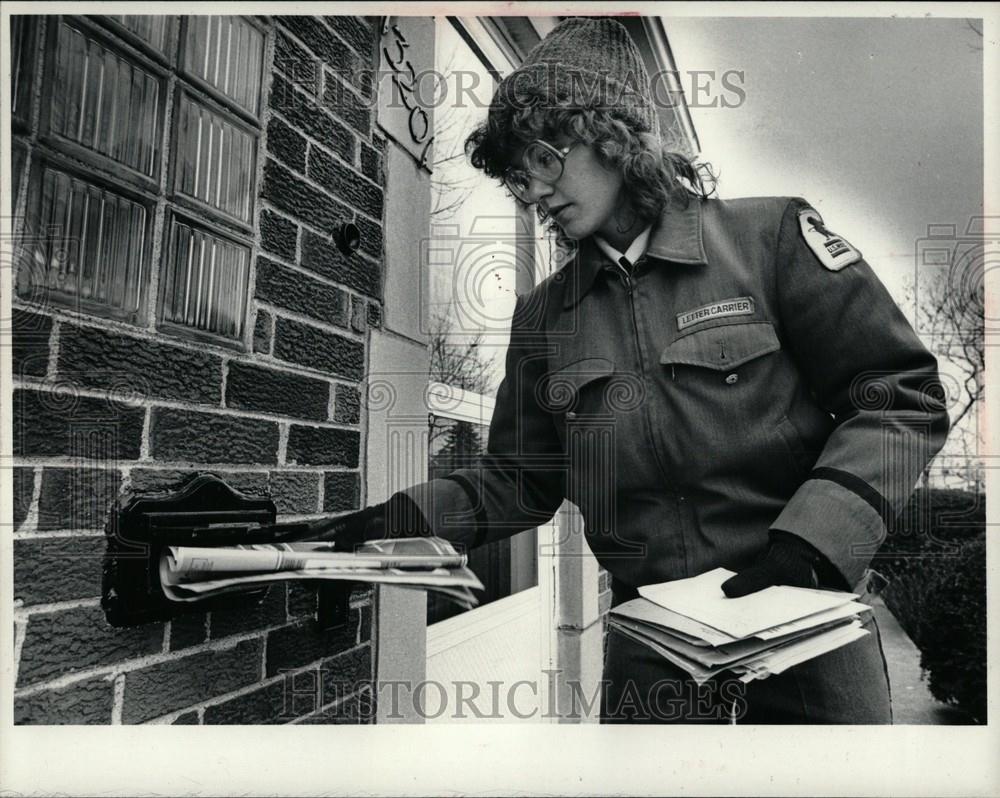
[608,567,871,684]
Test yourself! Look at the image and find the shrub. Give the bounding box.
[870,488,986,722]
[914,537,986,722]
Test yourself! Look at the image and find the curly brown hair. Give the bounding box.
[464,98,717,246]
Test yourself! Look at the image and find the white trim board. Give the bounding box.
[426,586,540,658]
[426,380,496,425]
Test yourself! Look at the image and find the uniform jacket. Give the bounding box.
[401,196,950,591]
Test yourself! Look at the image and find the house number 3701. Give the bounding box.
[381,19,434,168]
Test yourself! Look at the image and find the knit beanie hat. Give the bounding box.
[490,17,661,140]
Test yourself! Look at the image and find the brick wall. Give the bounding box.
[11,14,385,725]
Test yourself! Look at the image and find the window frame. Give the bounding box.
[37,15,170,194]
[167,83,261,234]
[17,13,269,352]
[20,151,157,326]
[176,14,268,126]
[156,207,253,351]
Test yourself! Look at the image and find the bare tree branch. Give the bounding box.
[906,244,984,490]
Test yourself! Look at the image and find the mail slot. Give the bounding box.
[102,472,355,630]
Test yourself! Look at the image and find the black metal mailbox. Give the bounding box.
[102,473,354,630]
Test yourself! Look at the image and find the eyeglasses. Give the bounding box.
[502,140,578,203]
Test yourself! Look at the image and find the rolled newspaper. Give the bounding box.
[158,537,483,609]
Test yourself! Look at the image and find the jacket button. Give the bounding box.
[725,373,739,384]
[566,411,577,420]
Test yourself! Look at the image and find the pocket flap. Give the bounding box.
[546,357,615,390]
[659,321,780,371]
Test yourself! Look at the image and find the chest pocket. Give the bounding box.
[659,321,780,372]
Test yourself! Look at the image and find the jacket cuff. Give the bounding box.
[397,478,483,550]
[769,476,886,589]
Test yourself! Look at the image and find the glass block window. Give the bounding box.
[49,21,162,179]
[159,216,250,340]
[11,16,37,129]
[12,142,27,207]
[173,93,255,223]
[183,16,264,116]
[23,164,149,319]
[19,14,267,345]
[104,15,176,57]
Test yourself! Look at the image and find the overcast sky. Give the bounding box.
[661,15,984,305]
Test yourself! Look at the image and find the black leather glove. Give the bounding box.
[301,492,432,552]
[721,531,842,598]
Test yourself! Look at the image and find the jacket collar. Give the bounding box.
[562,198,708,309]
[593,224,653,266]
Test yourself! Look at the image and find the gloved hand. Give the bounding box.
[301,492,432,552]
[721,531,839,598]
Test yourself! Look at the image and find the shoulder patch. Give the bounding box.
[797,207,862,271]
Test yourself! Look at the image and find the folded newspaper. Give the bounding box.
[608,567,871,684]
[160,537,484,610]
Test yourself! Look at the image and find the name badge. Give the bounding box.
[676,296,755,331]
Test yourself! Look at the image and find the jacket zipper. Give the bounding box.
[616,255,688,573]
[616,257,666,436]
[614,259,637,370]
